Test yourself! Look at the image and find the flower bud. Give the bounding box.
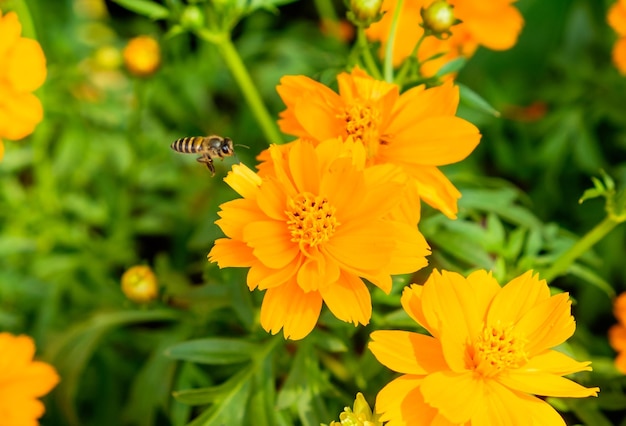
[180,5,205,30]
[347,0,384,28]
[123,36,161,77]
[121,265,159,303]
[420,0,458,38]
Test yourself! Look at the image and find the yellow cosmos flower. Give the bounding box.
[0,9,47,160]
[327,392,382,426]
[609,292,626,373]
[121,265,159,303]
[608,0,626,75]
[123,35,161,77]
[369,270,599,425]
[209,138,430,340]
[0,333,59,426]
[276,67,480,218]
[366,0,524,76]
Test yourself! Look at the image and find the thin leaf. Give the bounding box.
[111,0,170,19]
[165,338,259,364]
[458,83,501,117]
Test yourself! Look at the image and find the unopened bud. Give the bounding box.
[420,0,458,38]
[347,0,384,28]
[121,265,159,303]
[180,5,205,30]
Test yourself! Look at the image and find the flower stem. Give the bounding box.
[383,0,404,82]
[394,32,427,86]
[542,216,621,283]
[357,27,383,79]
[198,30,283,145]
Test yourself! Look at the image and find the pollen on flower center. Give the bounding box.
[471,321,528,377]
[286,192,339,248]
[340,102,389,158]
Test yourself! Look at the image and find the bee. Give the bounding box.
[170,135,235,176]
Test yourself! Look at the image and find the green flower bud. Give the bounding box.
[347,0,384,28]
[180,5,205,30]
[420,0,459,39]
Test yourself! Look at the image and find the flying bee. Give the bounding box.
[170,135,235,176]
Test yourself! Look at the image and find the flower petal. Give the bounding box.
[288,139,320,194]
[388,82,458,130]
[487,270,550,326]
[243,220,299,269]
[224,163,262,199]
[320,271,371,326]
[297,251,340,293]
[401,284,431,331]
[325,221,394,272]
[386,221,430,275]
[6,38,46,92]
[402,165,461,219]
[497,370,599,398]
[247,257,301,291]
[0,12,21,60]
[0,87,43,140]
[260,279,322,340]
[369,330,448,375]
[256,178,288,221]
[420,371,483,424]
[375,375,443,426]
[208,239,256,269]
[519,350,593,376]
[216,198,266,240]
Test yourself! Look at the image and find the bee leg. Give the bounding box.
[196,155,216,176]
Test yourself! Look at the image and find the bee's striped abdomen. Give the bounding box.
[171,136,204,153]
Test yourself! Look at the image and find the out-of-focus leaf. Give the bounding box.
[111,0,170,19]
[435,57,466,78]
[165,338,259,364]
[458,83,500,117]
[568,263,616,299]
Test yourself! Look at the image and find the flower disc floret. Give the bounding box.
[209,138,430,340]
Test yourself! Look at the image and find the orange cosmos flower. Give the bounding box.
[366,0,524,77]
[609,292,626,373]
[0,333,59,426]
[608,0,626,75]
[369,270,599,425]
[123,35,161,77]
[209,138,430,340]
[0,9,47,160]
[276,67,480,219]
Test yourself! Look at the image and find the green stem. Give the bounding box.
[198,30,283,145]
[383,0,404,82]
[357,27,382,79]
[542,216,621,283]
[394,32,427,86]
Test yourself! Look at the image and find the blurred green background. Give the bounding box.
[1,0,626,424]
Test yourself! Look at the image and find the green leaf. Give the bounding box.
[165,338,259,364]
[435,57,466,78]
[111,0,170,19]
[458,83,501,117]
[568,263,616,299]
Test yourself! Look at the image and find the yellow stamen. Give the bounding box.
[471,321,528,377]
[286,193,339,250]
[339,102,388,159]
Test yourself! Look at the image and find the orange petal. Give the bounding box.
[260,279,322,340]
[402,165,461,219]
[400,284,431,332]
[375,375,442,426]
[208,238,256,268]
[386,221,430,275]
[388,82,458,131]
[471,380,566,426]
[320,271,371,325]
[465,269,500,321]
[612,37,626,75]
[462,3,524,51]
[0,87,43,140]
[216,198,266,240]
[7,361,59,397]
[297,252,340,293]
[497,371,599,398]
[6,38,46,92]
[609,324,626,352]
[369,330,448,375]
[487,270,550,325]
[256,178,288,221]
[515,293,575,356]
[420,371,483,424]
[384,116,481,166]
[609,0,626,36]
[519,350,592,376]
[325,221,394,272]
[224,163,262,199]
[288,139,320,193]
[243,220,299,269]
[247,257,301,291]
[615,350,626,374]
[0,12,22,60]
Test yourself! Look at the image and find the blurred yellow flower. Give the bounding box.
[366,0,524,77]
[0,9,47,160]
[276,67,480,218]
[123,35,161,77]
[327,392,382,426]
[0,333,59,426]
[608,0,626,75]
[369,270,599,425]
[121,265,159,303]
[609,292,626,373]
[209,138,430,340]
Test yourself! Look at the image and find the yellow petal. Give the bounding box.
[216,198,265,240]
[400,284,431,332]
[497,370,599,398]
[243,220,299,269]
[0,87,43,140]
[288,139,320,193]
[325,221,394,272]
[297,252,340,293]
[369,330,448,375]
[388,82,458,130]
[402,165,461,219]
[519,350,593,376]
[320,271,371,325]
[6,38,46,92]
[247,257,301,291]
[256,178,288,221]
[260,279,322,340]
[420,371,483,424]
[383,116,480,166]
[386,221,430,274]
[0,12,21,60]
[224,163,262,199]
[487,270,550,326]
[208,239,256,268]
[375,375,442,426]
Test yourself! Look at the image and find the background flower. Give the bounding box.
[366,0,524,77]
[276,67,480,218]
[0,333,59,426]
[609,0,626,74]
[209,138,430,339]
[609,292,626,373]
[369,270,599,425]
[0,9,47,160]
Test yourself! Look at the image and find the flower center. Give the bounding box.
[286,193,339,249]
[471,321,528,377]
[340,102,388,159]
